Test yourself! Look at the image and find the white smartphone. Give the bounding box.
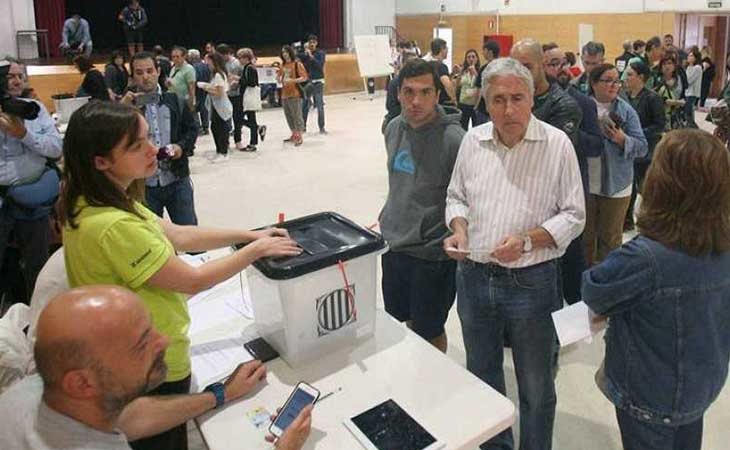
[268,382,320,438]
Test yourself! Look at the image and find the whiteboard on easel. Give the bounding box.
[354,35,394,78]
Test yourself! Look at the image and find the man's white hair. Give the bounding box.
[187,49,200,60]
[481,57,534,100]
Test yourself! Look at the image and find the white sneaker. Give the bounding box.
[210,153,229,164]
[235,141,245,150]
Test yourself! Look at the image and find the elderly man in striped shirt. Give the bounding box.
[444,58,585,450]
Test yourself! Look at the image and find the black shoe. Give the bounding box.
[244,145,257,152]
[258,125,267,142]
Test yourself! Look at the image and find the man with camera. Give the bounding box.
[59,14,93,59]
[299,35,327,134]
[121,52,199,226]
[0,58,63,300]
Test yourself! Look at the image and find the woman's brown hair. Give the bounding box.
[59,101,146,229]
[637,129,730,255]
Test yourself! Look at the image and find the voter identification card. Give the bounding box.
[246,406,272,430]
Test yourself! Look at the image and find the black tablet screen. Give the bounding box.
[350,399,437,450]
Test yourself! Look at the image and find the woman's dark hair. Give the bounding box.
[628,60,651,81]
[588,63,617,95]
[206,51,227,78]
[659,55,678,77]
[638,129,730,255]
[280,45,297,63]
[397,59,443,92]
[60,101,146,229]
[565,51,576,66]
[461,49,481,70]
[687,46,702,66]
[110,50,125,65]
[73,55,93,73]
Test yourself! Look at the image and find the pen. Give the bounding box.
[315,387,342,404]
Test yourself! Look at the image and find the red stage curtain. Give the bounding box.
[34,0,66,57]
[319,0,343,49]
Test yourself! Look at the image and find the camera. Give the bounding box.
[0,60,40,120]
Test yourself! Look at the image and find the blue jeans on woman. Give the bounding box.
[457,259,561,450]
[616,408,703,450]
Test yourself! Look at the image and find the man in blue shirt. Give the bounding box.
[121,52,199,226]
[0,58,63,299]
[60,14,93,58]
[299,35,327,134]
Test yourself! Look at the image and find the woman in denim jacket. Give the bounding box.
[585,64,648,265]
[583,129,730,450]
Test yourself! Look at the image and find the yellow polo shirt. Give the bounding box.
[63,197,190,382]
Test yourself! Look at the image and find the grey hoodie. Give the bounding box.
[379,105,465,260]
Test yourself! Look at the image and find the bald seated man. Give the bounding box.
[0,286,312,450]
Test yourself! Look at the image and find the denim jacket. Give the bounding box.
[582,236,730,425]
[593,96,648,196]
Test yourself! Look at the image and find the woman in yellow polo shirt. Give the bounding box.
[58,101,301,450]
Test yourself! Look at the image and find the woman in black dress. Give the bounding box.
[74,55,110,101]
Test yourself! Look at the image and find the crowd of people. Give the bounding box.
[378,34,730,450]
[1,15,730,450]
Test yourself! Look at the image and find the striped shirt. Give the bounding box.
[445,115,585,268]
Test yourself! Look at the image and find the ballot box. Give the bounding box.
[243,212,387,367]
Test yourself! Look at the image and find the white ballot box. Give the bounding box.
[242,212,387,367]
[52,94,90,123]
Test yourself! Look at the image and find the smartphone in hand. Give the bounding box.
[269,382,319,438]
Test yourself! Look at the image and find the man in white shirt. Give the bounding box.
[444,57,585,450]
[0,286,311,450]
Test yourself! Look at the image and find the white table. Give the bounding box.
[191,306,515,450]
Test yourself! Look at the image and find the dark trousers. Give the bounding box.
[0,206,50,301]
[211,108,231,155]
[626,159,651,227]
[129,376,192,450]
[243,110,259,146]
[684,96,698,128]
[616,408,703,450]
[559,234,586,304]
[145,177,198,226]
[195,94,209,131]
[458,103,476,130]
[302,82,325,131]
[230,94,244,143]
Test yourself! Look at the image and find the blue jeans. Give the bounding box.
[457,259,560,450]
[302,82,325,131]
[145,176,198,226]
[616,408,703,450]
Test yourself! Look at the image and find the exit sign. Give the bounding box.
[708,1,722,8]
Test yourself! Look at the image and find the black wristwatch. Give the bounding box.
[204,382,226,408]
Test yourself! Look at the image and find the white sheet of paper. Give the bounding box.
[552,301,595,347]
[190,336,254,391]
[187,273,254,335]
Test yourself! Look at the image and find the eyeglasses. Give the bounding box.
[598,79,621,85]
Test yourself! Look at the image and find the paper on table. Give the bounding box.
[191,336,254,391]
[551,301,596,347]
[188,273,254,335]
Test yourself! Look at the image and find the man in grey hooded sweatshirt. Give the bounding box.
[379,59,465,352]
